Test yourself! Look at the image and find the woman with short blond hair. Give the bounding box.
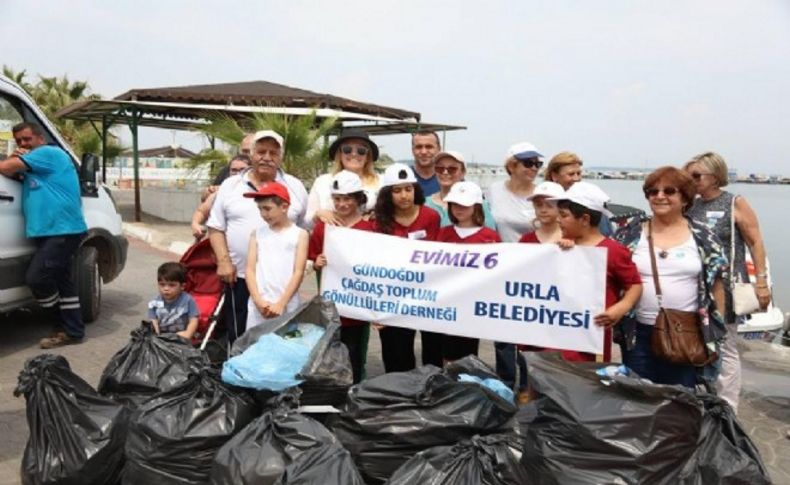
[545,151,583,190]
[683,151,770,412]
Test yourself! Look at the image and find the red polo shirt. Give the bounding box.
[436,226,502,244]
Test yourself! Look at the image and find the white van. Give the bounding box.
[0,74,127,322]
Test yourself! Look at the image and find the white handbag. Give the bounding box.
[729,196,761,316]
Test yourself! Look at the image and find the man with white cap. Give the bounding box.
[206,129,308,342]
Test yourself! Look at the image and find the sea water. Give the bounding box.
[470,174,790,310]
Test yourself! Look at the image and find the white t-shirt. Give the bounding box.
[633,232,701,325]
[486,179,535,242]
[454,226,482,238]
[305,172,380,228]
[205,170,308,278]
[247,224,306,329]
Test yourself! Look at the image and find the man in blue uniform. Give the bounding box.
[0,122,88,348]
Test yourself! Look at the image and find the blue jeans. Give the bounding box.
[622,323,698,388]
[27,234,84,338]
[495,342,528,390]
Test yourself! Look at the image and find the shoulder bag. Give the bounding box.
[729,196,761,316]
[648,221,715,367]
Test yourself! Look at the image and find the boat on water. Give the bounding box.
[736,255,786,341]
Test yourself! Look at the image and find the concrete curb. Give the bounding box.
[122,222,193,257]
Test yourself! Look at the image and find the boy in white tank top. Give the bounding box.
[243,182,309,329]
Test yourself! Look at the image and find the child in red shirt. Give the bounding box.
[554,182,642,362]
[309,170,374,383]
[372,163,440,373]
[436,181,501,362]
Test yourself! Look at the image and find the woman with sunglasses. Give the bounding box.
[372,163,440,373]
[683,152,770,412]
[424,150,496,229]
[306,128,381,228]
[613,166,727,388]
[485,142,542,390]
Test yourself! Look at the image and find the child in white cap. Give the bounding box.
[372,162,441,373]
[435,181,501,363]
[553,181,643,363]
[308,170,374,382]
[519,181,565,244]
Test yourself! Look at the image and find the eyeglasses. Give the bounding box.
[689,171,712,180]
[341,145,369,156]
[229,166,246,175]
[435,165,460,175]
[645,187,679,198]
[519,158,543,169]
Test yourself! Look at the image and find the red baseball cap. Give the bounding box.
[243,181,290,203]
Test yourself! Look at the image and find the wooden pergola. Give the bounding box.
[56,80,465,221]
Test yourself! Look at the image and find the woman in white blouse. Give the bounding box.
[485,141,544,391]
[306,129,381,227]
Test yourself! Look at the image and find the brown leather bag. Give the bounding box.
[647,221,715,367]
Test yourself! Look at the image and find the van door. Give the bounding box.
[0,93,35,308]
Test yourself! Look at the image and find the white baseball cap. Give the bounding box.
[331,170,364,195]
[444,181,483,207]
[251,130,284,148]
[551,181,613,217]
[507,141,543,160]
[527,181,565,201]
[381,163,417,187]
[433,150,466,167]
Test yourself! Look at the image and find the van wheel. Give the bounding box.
[77,246,101,323]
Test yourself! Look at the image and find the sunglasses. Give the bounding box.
[435,165,461,175]
[689,171,712,180]
[519,158,543,169]
[341,145,369,156]
[645,187,679,198]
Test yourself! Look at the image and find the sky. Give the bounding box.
[2,0,790,173]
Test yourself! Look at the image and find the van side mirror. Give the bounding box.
[80,153,99,196]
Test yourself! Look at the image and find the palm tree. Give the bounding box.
[197,110,338,184]
[2,65,32,92]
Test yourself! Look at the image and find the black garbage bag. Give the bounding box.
[385,434,528,485]
[211,391,363,485]
[521,352,770,485]
[14,354,130,485]
[124,367,257,485]
[98,323,210,407]
[677,395,771,484]
[330,355,518,484]
[231,296,353,405]
[274,442,365,485]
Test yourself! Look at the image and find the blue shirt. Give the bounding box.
[414,169,440,197]
[147,292,199,333]
[19,145,87,238]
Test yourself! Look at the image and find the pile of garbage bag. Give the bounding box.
[14,354,129,485]
[124,367,258,484]
[330,355,518,484]
[98,323,209,406]
[230,297,353,405]
[385,433,528,485]
[520,352,771,485]
[211,390,364,485]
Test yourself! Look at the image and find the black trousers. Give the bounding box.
[380,326,416,373]
[27,234,84,338]
[223,277,249,344]
[421,330,444,367]
[442,335,479,362]
[341,324,368,383]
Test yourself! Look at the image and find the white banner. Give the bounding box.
[321,226,608,354]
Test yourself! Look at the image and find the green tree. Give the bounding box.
[196,110,338,184]
[2,66,124,159]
